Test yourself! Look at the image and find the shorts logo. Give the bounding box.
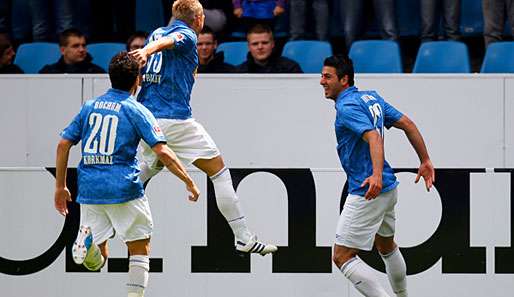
[153,126,162,133]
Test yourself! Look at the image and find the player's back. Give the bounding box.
[137,20,199,120]
[62,88,165,204]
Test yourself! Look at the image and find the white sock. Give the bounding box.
[210,167,252,242]
[380,247,408,297]
[139,161,162,184]
[127,255,149,297]
[340,257,391,297]
[83,243,105,271]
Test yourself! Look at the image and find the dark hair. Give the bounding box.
[323,55,355,86]
[126,31,148,50]
[108,52,139,91]
[247,23,273,36]
[0,33,12,56]
[59,28,85,47]
[199,26,216,40]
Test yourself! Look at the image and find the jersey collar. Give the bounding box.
[336,86,358,102]
[106,88,132,99]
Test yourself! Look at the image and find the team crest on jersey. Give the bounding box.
[171,32,185,43]
[153,126,162,134]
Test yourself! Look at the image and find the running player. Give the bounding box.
[320,55,435,297]
[54,52,200,297]
[130,0,276,255]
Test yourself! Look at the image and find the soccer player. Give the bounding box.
[130,0,277,255]
[320,55,435,297]
[54,52,200,297]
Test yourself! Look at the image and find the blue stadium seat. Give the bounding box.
[88,43,126,71]
[14,42,60,74]
[349,40,403,73]
[413,41,471,73]
[481,42,514,73]
[135,0,165,33]
[282,41,332,73]
[216,41,248,66]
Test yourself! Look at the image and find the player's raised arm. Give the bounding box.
[129,37,175,67]
[152,143,200,201]
[54,139,73,216]
[361,130,384,200]
[392,115,435,191]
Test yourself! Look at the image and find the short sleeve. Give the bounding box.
[60,108,85,144]
[383,101,403,129]
[168,29,195,54]
[340,101,375,136]
[128,103,166,147]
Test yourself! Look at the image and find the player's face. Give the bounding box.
[247,32,274,63]
[320,66,345,100]
[192,12,205,34]
[128,37,146,51]
[197,33,216,63]
[62,36,87,64]
[0,45,15,66]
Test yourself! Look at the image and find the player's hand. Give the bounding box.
[129,49,149,68]
[415,160,435,191]
[233,8,243,18]
[273,5,285,16]
[186,182,200,202]
[54,187,72,216]
[361,174,382,200]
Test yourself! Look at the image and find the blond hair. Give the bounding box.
[172,0,203,25]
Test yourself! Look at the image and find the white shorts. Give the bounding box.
[335,188,398,251]
[79,196,153,244]
[141,118,221,171]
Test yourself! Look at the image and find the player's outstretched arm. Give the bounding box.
[152,143,200,202]
[55,139,73,216]
[361,130,384,200]
[392,115,435,191]
[129,37,175,67]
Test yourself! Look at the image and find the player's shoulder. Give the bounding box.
[122,97,154,117]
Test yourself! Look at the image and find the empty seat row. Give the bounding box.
[217,40,514,73]
[14,42,125,73]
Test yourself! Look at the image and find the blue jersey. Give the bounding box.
[334,86,403,196]
[137,20,198,120]
[61,88,166,204]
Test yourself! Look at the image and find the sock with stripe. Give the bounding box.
[380,247,408,297]
[210,167,252,243]
[340,257,391,297]
[127,255,149,297]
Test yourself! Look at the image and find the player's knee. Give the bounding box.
[333,248,357,268]
[375,238,396,255]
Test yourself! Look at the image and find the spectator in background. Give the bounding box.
[483,0,514,47]
[289,0,329,40]
[197,27,236,73]
[126,31,148,51]
[0,0,9,34]
[340,0,398,50]
[233,0,286,29]
[11,0,73,42]
[39,28,104,74]
[0,34,23,73]
[420,0,460,42]
[238,24,302,73]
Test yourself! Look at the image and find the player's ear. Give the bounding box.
[340,74,348,86]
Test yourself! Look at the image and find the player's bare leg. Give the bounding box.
[193,156,277,255]
[375,235,408,297]
[333,244,391,297]
[126,239,151,297]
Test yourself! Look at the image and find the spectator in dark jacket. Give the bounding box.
[197,27,236,73]
[39,28,104,74]
[0,34,23,74]
[126,31,148,51]
[238,24,302,73]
